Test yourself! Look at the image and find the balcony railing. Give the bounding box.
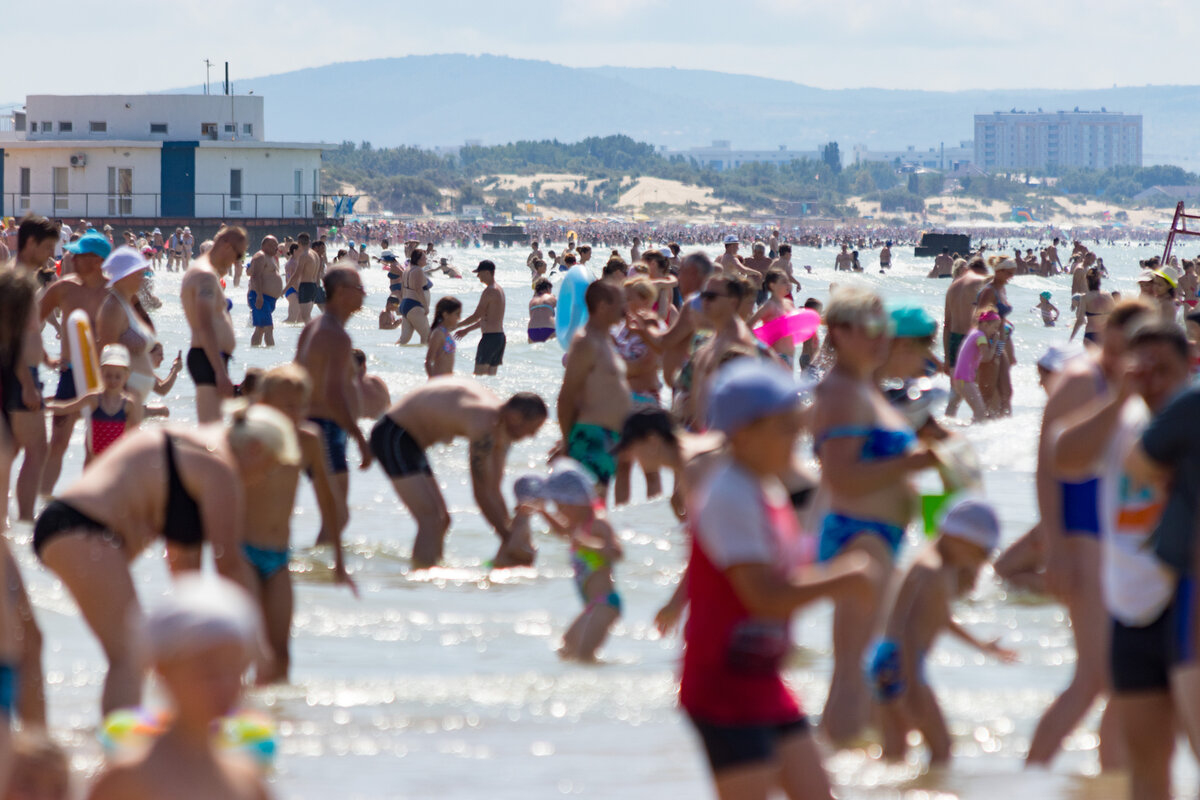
[2,192,346,220]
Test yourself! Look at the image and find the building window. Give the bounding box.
[293,170,304,215]
[58,121,71,132]
[53,167,69,210]
[108,167,133,215]
[229,169,243,213]
[18,167,31,210]
[150,123,168,134]
[89,121,106,133]
[224,123,234,134]
[29,122,36,132]
[243,123,253,136]
[201,122,217,138]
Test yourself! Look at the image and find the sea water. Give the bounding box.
[11,239,1198,798]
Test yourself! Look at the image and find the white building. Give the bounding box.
[974,110,1142,173]
[1,94,334,225]
[660,141,827,171]
[851,141,973,171]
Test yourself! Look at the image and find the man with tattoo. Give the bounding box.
[369,379,548,568]
[182,226,245,423]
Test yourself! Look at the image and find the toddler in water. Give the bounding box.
[1035,291,1059,327]
[511,461,622,661]
[47,345,141,464]
[866,499,1017,764]
[85,576,271,800]
[950,307,1001,422]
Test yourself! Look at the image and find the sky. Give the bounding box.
[4,0,1196,103]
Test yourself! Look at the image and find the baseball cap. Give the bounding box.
[1137,269,1157,283]
[889,306,937,338]
[103,246,150,287]
[723,234,739,245]
[100,344,131,369]
[707,359,801,434]
[66,232,113,258]
[659,247,672,258]
[611,408,677,453]
[1036,344,1081,373]
[1154,269,1178,289]
[139,574,263,663]
[514,459,597,506]
[473,260,496,273]
[237,404,301,466]
[939,498,1000,554]
[380,250,398,262]
[993,258,1017,272]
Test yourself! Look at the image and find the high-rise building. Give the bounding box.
[974,110,1142,173]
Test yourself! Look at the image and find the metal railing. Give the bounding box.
[2,192,345,219]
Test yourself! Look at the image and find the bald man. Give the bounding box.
[182,225,247,422]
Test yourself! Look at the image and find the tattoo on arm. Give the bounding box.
[469,435,494,474]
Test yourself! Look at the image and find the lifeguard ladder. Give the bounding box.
[1162,202,1200,262]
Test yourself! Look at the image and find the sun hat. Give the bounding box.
[66,232,113,258]
[1154,269,1178,289]
[1036,344,1082,373]
[380,250,398,261]
[100,344,131,369]
[102,246,150,287]
[707,359,801,434]
[1137,269,1157,283]
[723,234,739,245]
[139,574,263,663]
[889,306,937,338]
[993,258,1017,272]
[514,459,597,506]
[939,498,1000,554]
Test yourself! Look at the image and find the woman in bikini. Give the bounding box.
[96,247,159,405]
[1070,267,1114,346]
[30,406,300,715]
[811,286,937,746]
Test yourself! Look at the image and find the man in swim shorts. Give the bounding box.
[182,226,245,423]
[557,281,632,492]
[283,233,321,322]
[295,267,372,546]
[455,260,507,376]
[370,379,547,568]
[247,235,281,348]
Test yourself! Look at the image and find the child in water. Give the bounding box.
[528,279,556,344]
[85,576,271,800]
[867,499,1017,765]
[511,460,622,661]
[951,307,1001,422]
[425,297,462,378]
[47,345,142,463]
[1035,291,1059,327]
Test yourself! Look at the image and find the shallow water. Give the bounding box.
[11,239,1199,798]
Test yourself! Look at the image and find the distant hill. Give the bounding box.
[164,54,1200,168]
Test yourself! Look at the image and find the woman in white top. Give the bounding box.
[96,247,159,404]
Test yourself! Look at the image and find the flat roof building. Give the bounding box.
[974,110,1142,173]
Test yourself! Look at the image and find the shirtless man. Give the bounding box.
[38,231,113,497]
[1046,237,1063,274]
[397,248,432,345]
[247,236,281,348]
[248,364,353,683]
[182,226,245,423]
[312,240,331,313]
[294,267,372,545]
[743,241,772,301]
[768,229,780,259]
[630,237,642,264]
[283,233,320,322]
[369,379,547,567]
[455,260,507,376]
[769,244,803,295]
[657,252,714,388]
[835,243,855,272]
[943,257,990,417]
[1071,251,1095,297]
[716,235,745,275]
[928,247,954,278]
[526,240,544,273]
[557,281,632,492]
[880,241,893,272]
[282,243,300,323]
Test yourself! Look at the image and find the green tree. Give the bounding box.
[822,142,842,174]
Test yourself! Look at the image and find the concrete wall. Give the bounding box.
[193,146,322,218]
[24,95,265,143]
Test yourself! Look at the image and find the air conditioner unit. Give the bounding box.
[69,154,87,167]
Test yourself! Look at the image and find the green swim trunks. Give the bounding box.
[567,423,619,486]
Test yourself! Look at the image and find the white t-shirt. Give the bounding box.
[1098,398,1176,626]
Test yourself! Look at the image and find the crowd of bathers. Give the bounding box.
[1,212,1199,799]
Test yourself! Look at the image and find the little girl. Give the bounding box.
[48,345,142,463]
[528,279,556,343]
[951,308,1000,422]
[511,460,623,662]
[1035,291,1059,327]
[425,297,462,378]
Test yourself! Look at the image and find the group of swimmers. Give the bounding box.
[1,211,1200,798]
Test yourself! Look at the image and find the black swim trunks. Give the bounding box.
[298,282,318,304]
[186,348,231,387]
[475,332,506,368]
[369,416,432,478]
[54,367,77,401]
[32,500,114,559]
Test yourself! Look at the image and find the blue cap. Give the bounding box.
[890,306,937,338]
[67,232,113,258]
[348,241,356,248]
[707,359,800,434]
